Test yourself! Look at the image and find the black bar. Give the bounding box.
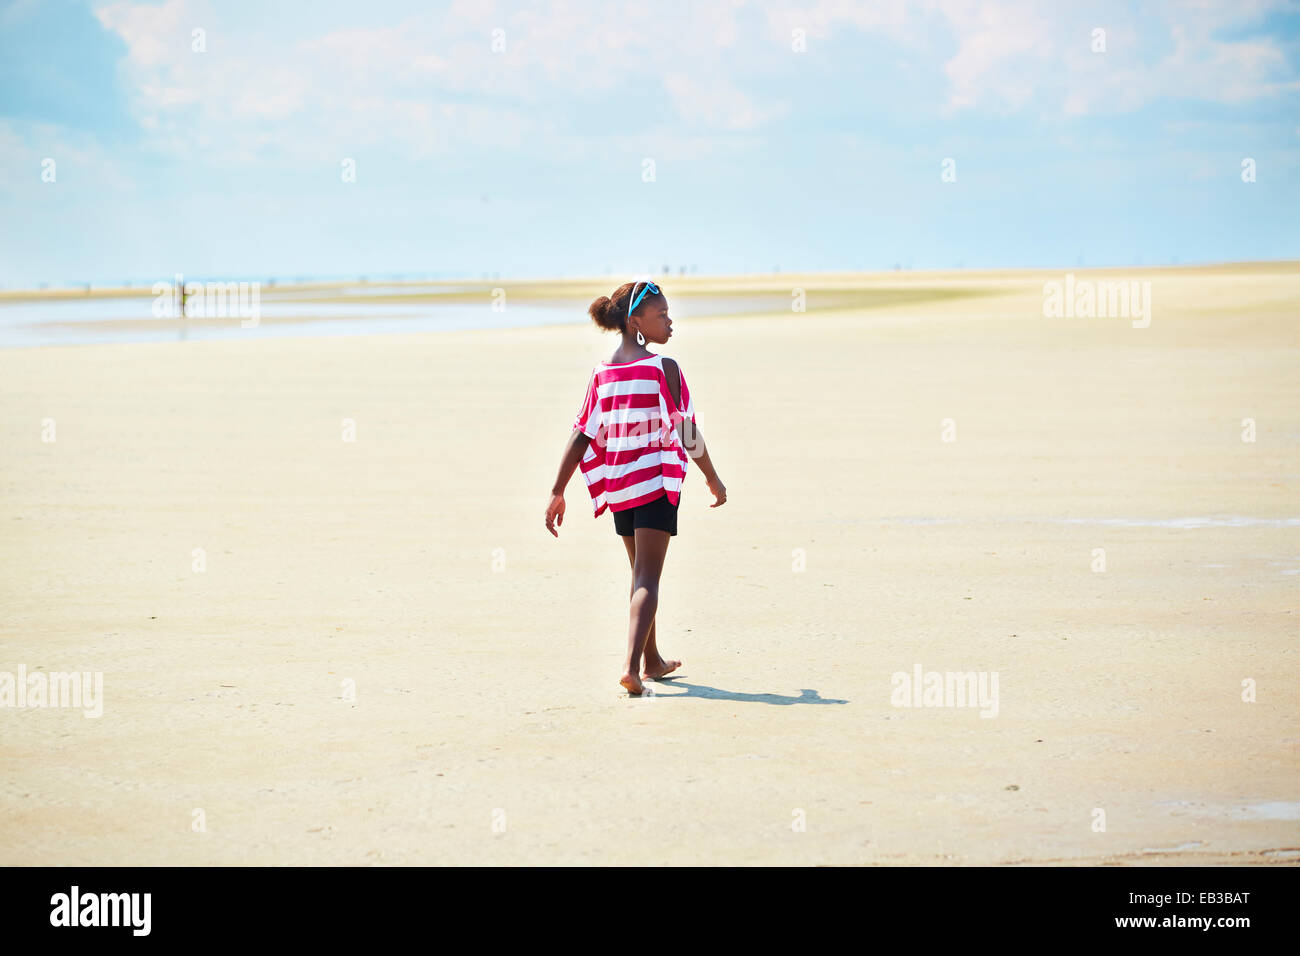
[0,865,1286,942]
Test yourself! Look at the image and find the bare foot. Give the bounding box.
[643,656,681,680]
[620,673,645,695]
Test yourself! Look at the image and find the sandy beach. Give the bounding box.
[1,264,1297,865]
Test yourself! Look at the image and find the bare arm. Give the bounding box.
[545,429,591,536]
[663,359,726,507]
[550,429,591,497]
[678,420,719,478]
[679,421,726,505]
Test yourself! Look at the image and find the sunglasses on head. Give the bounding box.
[627,280,660,319]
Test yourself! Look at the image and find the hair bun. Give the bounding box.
[588,295,621,331]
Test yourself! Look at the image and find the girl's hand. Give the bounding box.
[545,493,566,537]
[707,476,727,508]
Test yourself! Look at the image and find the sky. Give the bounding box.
[1,0,1298,287]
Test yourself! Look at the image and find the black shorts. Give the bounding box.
[613,491,678,537]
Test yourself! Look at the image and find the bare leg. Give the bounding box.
[620,527,670,694]
[622,534,680,681]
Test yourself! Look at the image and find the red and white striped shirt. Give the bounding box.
[572,354,698,516]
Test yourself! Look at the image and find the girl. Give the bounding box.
[545,280,727,696]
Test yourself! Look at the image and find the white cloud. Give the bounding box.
[769,0,1299,116]
[95,0,197,69]
[940,1,1057,113]
[82,0,1300,168]
[941,0,1300,115]
[88,0,784,163]
[663,73,789,131]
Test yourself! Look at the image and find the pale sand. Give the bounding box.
[1,265,1297,865]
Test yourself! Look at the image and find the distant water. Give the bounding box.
[0,289,779,348]
[834,515,1300,528]
[1238,802,1300,821]
[1158,800,1300,822]
[1054,516,1300,529]
[0,292,573,348]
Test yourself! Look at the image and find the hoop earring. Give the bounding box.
[636,329,646,346]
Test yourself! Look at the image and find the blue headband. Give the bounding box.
[628,280,660,319]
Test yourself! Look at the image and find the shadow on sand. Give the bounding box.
[644,678,847,705]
